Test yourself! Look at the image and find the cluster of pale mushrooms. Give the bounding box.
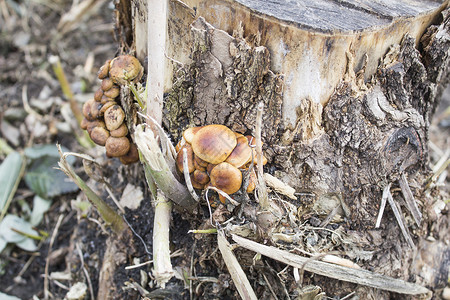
[81,55,143,164]
[175,125,267,203]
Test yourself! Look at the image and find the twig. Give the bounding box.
[76,242,95,300]
[44,214,64,300]
[134,125,195,210]
[152,190,174,288]
[233,234,429,296]
[262,273,279,300]
[375,183,390,228]
[49,55,83,125]
[255,102,269,209]
[398,173,422,226]
[183,148,200,202]
[218,231,258,300]
[123,215,151,256]
[385,185,416,249]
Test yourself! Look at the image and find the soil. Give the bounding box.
[0,1,449,300]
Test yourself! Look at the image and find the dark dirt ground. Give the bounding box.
[1,1,450,300]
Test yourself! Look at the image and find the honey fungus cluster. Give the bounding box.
[176,125,267,203]
[81,55,143,164]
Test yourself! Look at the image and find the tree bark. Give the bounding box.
[115,0,450,298]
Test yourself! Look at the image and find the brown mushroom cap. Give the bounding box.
[101,95,115,104]
[105,136,130,157]
[176,143,195,174]
[101,78,114,91]
[194,155,209,168]
[99,101,117,116]
[225,135,252,168]
[94,88,104,102]
[193,170,210,185]
[103,86,120,99]
[80,118,89,130]
[246,169,257,193]
[89,101,101,119]
[98,59,111,79]
[210,162,242,195]
[183,126,204,144]
[206,163,217,175]
[193,157,206,172]
[191,125,237,164]
[82,99,96,120]
[245,135,267,166]
[86,120,106,135]
[90,126,110,146]
[110,123,128,137]
[119,143,139,165]
[104,105,125,131]
[190,175,205,190]
[109,55,143,85]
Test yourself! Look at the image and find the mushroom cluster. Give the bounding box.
[175,125,267,203]
[81,55,143,164]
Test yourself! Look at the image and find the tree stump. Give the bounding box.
[113,0,450,298]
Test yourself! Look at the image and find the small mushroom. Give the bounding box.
[119,143,139,165]
[97,59,111,79]
[105,136,130,157]
[176,144,195,174]
[193,157,206,172]
[94,88,104,102]
[190,175,205,190]
[89,101,101,119]
[225,135,252,168]
[104,105,125,131]
[90,126,110,146]
[109,55,144,85]
[183,126,204,144]
[82,99,96,120]
[99,101,117,116]
[209,162,242,195]
[191,125,237,164]
[103,86,120,99]
[86,120,105,135]
[246,168,257,193]
[110,123,128,137]
[101,78,114,91]
[193,169,210,185]
[80,118,89,130]
[101,95,115,104]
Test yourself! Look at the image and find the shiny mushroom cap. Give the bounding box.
[104,105,125,131]
[210,162,242,195]
[176,143,195,174]
[225,135,252,168]
[183,126,204,144]
[191,125,237,164]
[109,55,143,85]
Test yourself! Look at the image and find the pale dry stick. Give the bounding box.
[385,186,416,249]
[217,231,258,300]
[152,190,174,288]
[233,234,429,296]
[183,148,200,202]
[124,249,183,270]
[44,214,64,300]
[146,0,167,127]
[255,102,269,209]
[375,183,390,228]
[399,173,422,226]
[76,242,95,300]
[262,273,279,300]
[104,185,125,215]
[22,85,40,117]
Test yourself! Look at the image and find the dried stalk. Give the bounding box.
[134,125,195,210]
[255,102,269,209]
[399,173,422,226]
[152,190,174,287]
[232,234,430,296]
[217,231,258,300]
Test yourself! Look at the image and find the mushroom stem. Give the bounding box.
[183,148,200,202]
[255,102,269,210]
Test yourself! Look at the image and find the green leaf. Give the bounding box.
[24,147,78,198]
[15,237,37,252]
[0,236,7,253]
[0,214,38,244]
[0,151,25,216]
[25,144,75,164]
[0,291,22,300]
[30,195,52,226]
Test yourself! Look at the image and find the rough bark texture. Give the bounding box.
[113,0,450,298]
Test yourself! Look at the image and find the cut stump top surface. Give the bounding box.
[235,0,446,32]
